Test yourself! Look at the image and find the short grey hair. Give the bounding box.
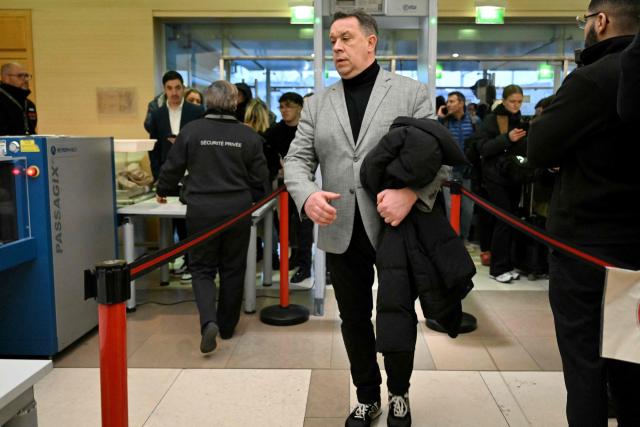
[331,9,378,36]
[204,80,238,112]
[1,62,21,77]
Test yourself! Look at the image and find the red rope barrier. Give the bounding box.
[130,187,284,280]
[459,186,616,269]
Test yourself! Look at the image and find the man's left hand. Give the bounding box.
[376,188,418,227]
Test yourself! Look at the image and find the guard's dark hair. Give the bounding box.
[162,70,184,86]
[588,0,640,33]
[331,9,379,36]
[278,92,304,107]
[502,84,524,100]
[448,91,466,104]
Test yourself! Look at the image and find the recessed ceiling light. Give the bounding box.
[452,53,460,58]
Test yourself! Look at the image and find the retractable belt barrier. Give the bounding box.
[446,181,629,270]
[84,186,295,427]
[128,187,285,281]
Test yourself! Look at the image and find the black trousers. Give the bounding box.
[475,187,494,252]
[485,182,521,276]
[186,195,251,336]
[549,247,640,426]
[289,197,314,270]
[327,207,414,403]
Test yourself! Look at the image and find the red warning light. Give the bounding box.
[26,166,40,178]
[12,168,21,176]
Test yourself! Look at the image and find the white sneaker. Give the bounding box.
[509,270,520,280]
[490,272,513,283]
[180,273,192,283]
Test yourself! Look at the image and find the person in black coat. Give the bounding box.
[156,80,269,354]
[264,92,314,283]
[618,27,640,122]
[476,85,528,284]
[0,63,37,135]
[148,71,203,181]
[148,71,203,281]
[528,1,640,424]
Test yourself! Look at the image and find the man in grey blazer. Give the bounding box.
[285,10,443,427]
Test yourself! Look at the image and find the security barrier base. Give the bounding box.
[260,304,310,326]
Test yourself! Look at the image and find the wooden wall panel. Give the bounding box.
[0,10,35,102]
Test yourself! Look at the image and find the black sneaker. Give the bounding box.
[290,268,311,284]
[200,322,218,354]
[345,401,381,427]
[387,392,411,427]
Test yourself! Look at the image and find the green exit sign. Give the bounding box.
[290,6,314,25]
[475,6,505,24]
[538,64,554,80]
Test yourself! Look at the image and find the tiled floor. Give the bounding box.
[34,249,591,426]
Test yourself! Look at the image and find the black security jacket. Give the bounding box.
[156,115,269,210]
[618,30,640,122]
[360,117,475,350]
[0,83,37,135]
[528,36,640,245]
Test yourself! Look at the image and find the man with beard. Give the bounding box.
[0,63,37,135]
[528,1,640,425]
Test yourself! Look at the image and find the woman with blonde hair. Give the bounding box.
[244,98,271,135]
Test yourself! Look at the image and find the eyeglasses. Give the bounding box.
[576,12,603,29]
[7,73,32,80]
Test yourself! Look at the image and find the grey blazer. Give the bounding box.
[284,69,444,254]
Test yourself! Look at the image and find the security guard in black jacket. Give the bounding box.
[156,80,269,354]
[0,63,37,135]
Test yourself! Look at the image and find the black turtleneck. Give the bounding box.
[342,60,380,143]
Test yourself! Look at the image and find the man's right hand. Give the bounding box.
[304,191,341,226]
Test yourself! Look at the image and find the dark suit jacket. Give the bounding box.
[148,101,203,180]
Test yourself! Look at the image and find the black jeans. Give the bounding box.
[475,187,494,252]
[327,208,414,403]
[186,194,251,337]
[485,182,521,276]
[549,247,640,426]
[289,195,314,270]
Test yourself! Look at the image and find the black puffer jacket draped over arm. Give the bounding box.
[360,117,475,351]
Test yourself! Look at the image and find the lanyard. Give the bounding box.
[0,87,30,134]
